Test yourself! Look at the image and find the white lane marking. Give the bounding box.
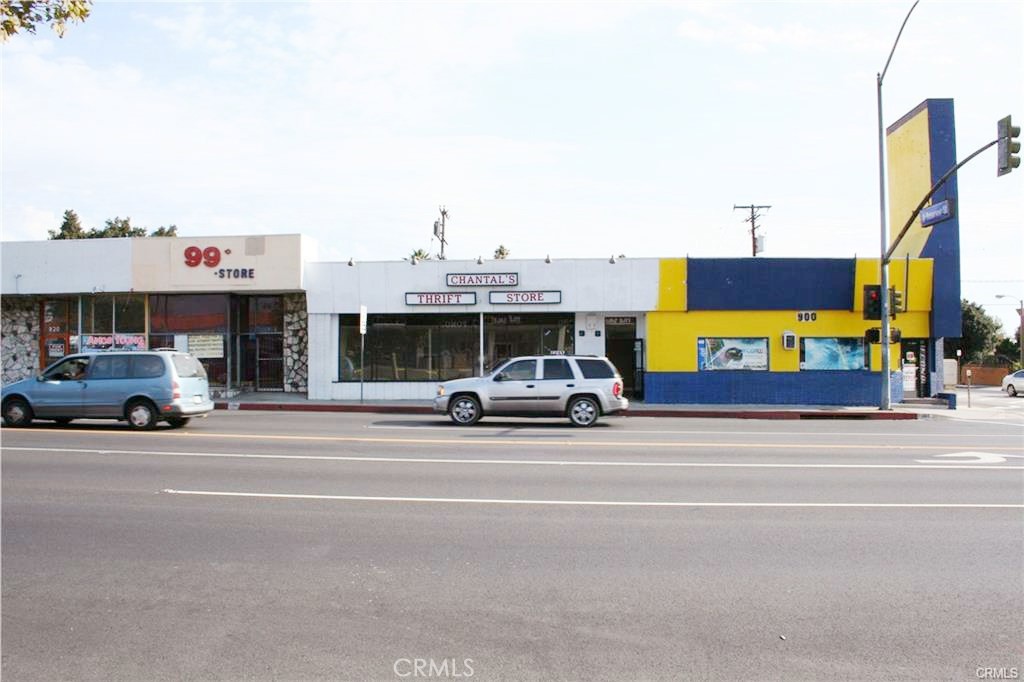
[6,447,1024,470]
[914,452,1024,464]
[161,489,1024,509]
[365,423,1024,439]
[5,430,1024,451]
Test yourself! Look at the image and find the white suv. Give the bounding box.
[433,355,629,427]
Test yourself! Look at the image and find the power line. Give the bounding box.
[733,204,771,257]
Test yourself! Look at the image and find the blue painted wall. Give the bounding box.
[687,258,856,311]
[644,371,904,406]
[922,99,962,339]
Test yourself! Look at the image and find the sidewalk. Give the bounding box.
[210,387,1014,422]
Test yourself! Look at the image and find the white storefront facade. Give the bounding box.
[305,257,659,401]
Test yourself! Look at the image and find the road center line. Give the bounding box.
[161,489,1024,509]
[6,430,1024,451]
[6,447,1024,470]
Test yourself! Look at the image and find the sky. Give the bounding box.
[2,1,1022,335]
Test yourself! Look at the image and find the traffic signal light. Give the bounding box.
[865,328,882,344]
[998,115,1021,176]
[863,284,883,320]
[890,288,903,316]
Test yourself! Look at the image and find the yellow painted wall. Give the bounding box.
[657,258,687,311]
[648,257,933,373]
[854,258,933,313]
[887,106,933,259]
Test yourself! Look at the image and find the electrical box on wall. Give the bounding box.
[782,331,796,350]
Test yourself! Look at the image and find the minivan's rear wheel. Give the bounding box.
[126,400,158,430]
[568,396,599,427]
[166,417,191,429]
[3,398,34,427]
[449,395,482,425]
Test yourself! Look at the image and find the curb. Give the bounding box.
[214,402,919,420]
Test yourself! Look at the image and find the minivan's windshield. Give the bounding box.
[172,354,207,379]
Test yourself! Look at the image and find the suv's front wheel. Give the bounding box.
[568,396,600,427]
[449,395,482,426]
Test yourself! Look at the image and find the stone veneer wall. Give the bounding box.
[283,293,308,393]
[2,296,41,385]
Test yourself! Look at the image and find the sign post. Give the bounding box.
[359,305,367,404]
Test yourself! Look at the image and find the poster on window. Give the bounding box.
[187,335,224,359]
[697,337,768,371]
[800,338,868,370]
[81,334,147,351]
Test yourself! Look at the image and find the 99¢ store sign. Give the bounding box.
[183,245,256,279]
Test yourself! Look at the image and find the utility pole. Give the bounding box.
[433,206,449,260]
[733,204,771,257]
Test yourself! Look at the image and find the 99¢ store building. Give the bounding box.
[1,234,315,396]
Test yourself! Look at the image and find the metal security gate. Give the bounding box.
[238,333,284,391]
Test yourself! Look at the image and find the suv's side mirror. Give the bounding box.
[494,372,509,382]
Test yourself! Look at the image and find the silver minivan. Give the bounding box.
[2,350,214,429]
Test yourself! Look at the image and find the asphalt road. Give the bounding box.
[3,412,1023,681]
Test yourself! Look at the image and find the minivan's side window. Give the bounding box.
[90,355,131,379]
[43,357,90,381]
[500,360,536,381]
[543,358,574,380]
[576,358,616,379]
[132,356,166,379]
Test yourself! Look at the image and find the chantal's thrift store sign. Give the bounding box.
[445,272,519,287]
[405,273,561,306]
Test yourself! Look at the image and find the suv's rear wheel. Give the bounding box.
[126,399,158,430]
[449,395,482,425]
[2,397,33,427]
[568,396,600,427]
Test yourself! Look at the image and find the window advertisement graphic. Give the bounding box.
[697,338,768,371]
[800,338,868,370]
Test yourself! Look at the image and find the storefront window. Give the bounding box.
[149,295,229,386]
[799,338,869,370]
[150,294,228,333]
[697,337,769,371]
[115,295,145,332]
[78,294,147,351]
[483,314,574,371]
[339,314,479,382]
[82,294,114,333]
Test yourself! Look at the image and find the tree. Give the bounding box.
[48,209,86,239]
[47,212,179,239]
[493,245,510,260]
[950,299,1003,364]
[408,249,431,262]
[95,216,147,238]
[1,0,92,41]
[149,225,178,237]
